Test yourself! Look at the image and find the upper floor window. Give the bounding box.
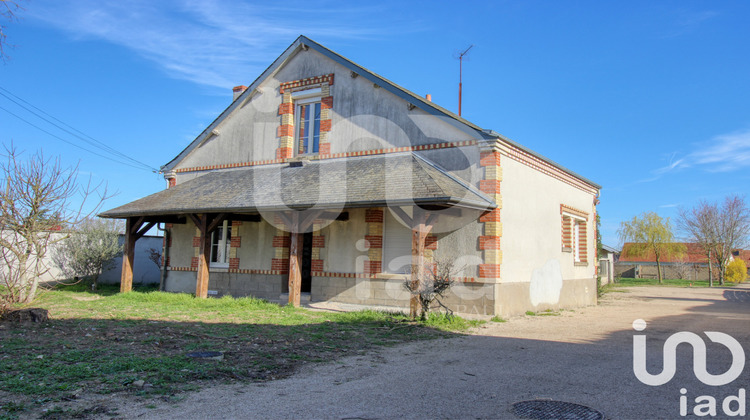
[292,88,322,155]
[211,220,232,267]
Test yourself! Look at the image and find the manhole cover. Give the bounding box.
[186,351,224,360]
[511,400,604,420]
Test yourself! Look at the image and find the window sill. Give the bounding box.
[574,262,588,267]
[209,266,229,273]
[562,247,572,253]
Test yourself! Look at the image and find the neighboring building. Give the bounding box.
[100,36,601,316]
[616,242,715,280]
[98,235,163,286]
[599,244,618,285]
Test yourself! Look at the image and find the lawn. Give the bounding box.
[0,285,480,419]
[604,277,739,289]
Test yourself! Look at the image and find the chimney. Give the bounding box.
[232,85,248,101]
[425,94,432,102]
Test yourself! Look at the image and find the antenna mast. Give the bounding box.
[458,44,473,117]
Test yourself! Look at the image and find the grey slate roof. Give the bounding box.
[100,153,495,218]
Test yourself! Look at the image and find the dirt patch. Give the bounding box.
[106,284,750,419]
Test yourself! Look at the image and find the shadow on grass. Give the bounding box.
[1,286,468,418]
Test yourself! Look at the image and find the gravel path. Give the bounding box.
[115,284,750,419]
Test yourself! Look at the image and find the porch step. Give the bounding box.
[279,292,311,304]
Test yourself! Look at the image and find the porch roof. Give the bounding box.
[100,153,496,218]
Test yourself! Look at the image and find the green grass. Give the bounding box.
[1,286,477,418]
[525,309,559,317]
[608,277,734,288]
[490,315,506,323]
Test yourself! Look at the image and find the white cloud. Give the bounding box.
[657,129,750,174]
[28,0,408,90]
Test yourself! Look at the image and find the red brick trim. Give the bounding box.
[425,234,438,250]
[279,73,334,93]
[305,271,480,283]
[229,258,240,270]
[479,179,501,194]
[273,235,291,248]
[277,124,294,137]
[363,261,382,274]
[364,235,382,248]
[278,103,293,115]
[230,237,241,248]
[192,236,201,247]
[311,259,324,272]
[480,150,501,167]
[271,258,290,273]
[190,257,199,268]
[173,140,479,174]
[321,96,333,109]
[560,204,589,220]
[479,209,501,222]
[312,236,325,248]
[365,209,384,223]
[478,264,501,278]
[275,147,293,160]
[507,147,598,194]
[479,236,501,250]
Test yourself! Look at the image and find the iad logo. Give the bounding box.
[632,319,745,386]
[632,319,747,417]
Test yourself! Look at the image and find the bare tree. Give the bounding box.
[0,145,109,308]
[618,212,685,284]
[678,201,719,286]
[714,195,750,285]
[404,259,456,320]
[52,217,123,290]
[679,195,750,285]
[1,1,23,62]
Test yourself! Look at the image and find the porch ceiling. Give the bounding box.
[99,152,496,219]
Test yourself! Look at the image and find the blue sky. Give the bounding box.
[1,0,749,247]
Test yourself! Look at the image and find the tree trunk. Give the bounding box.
[655,257,663,284]
[708,250,713,287]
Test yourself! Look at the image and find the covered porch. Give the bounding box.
[99,153,495,316]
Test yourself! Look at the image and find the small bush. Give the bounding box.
[725,259,748,284]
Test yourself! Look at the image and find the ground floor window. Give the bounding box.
[211,220,232,267]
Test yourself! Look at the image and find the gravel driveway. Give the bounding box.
[117,284,750,419]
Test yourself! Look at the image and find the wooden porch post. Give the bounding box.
[278,210,323,307]
[195,214,210,298]
[188,213,228,299]
[410,218,431,319]
[120,218,135,293]
[120,217,155,293]
[392,207,437,319]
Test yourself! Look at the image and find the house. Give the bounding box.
[598,244,618,285]
[100,36,601,316]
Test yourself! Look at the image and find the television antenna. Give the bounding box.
[457,44,473,117]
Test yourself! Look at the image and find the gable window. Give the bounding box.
[292,88,322,155]
[211,220,232,267]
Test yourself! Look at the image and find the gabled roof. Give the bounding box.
[102,152,495,218]
[162,35,494,173]
[160,36,600,191]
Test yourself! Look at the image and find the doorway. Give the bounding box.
[301,232,312,293]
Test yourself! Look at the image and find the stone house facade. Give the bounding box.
[101,36,601,316]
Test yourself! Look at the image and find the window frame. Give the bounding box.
[292,88,322,156]
[210,220,232,268]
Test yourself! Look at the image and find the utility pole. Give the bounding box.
[458,44,473,117]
